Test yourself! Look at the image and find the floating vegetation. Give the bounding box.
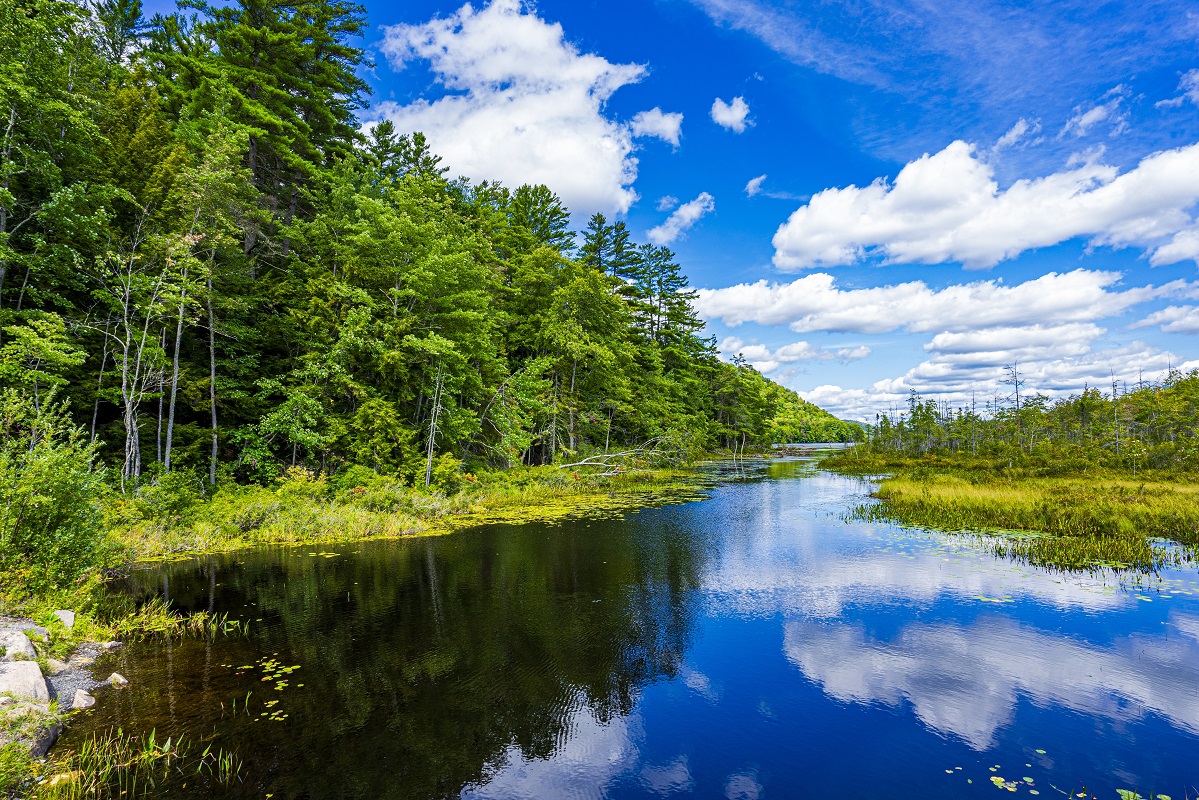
[33,729,242,799]
[223,656,303,723]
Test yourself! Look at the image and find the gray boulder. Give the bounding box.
[72,689,96,710]
[0,662,49,703]
[109,672,129,688]
[53,610,76,630]
[0,631,37,662]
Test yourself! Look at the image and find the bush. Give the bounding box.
[0,388,108,592]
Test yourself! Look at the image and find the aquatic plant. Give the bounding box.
[33,729,242,799]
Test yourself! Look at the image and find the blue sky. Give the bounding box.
[153,0,1199,419]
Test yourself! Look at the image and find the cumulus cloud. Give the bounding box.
[800,341,1186,420]
[1133,305,1199,334]
[711,96,751,133]
[1156,69,1199,109]
[376,0,664,214]
[656,195,679,212]
[744,174,767,197]
[647,192,716,245]
[695,269,1196,333]
[769,140,1199,270]
[631,107,684,147]
[1151,224,1199,266]
[718,337,870,374]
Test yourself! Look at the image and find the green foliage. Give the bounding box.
[837,370,1199,472]
[0,389,108,592]
[0,0,851,526]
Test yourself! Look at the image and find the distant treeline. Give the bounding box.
[0,0,860,492]
[855,369,1199,473]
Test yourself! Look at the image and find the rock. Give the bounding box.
[99,641,123,653]
[0,631,37,662]
[30,722,62,757]
[109,672,129,688]
[54,610,76,630]
[0,696,11,707]
[46,658,69,675]
[72,689,96,710]
[0,662,50,703]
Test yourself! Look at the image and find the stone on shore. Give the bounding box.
[109,672,129,688]
[0,662,50,703]
[99,641,123,653]
[0,630,37,662]
[72,689,96,710]
[54,610,76,629]
[47,658,69,675]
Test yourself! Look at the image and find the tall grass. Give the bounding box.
[33,730,241,799]
[854,474,1199,572]
[111,465,707,562]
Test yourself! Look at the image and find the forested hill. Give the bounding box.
[0,0,861,488]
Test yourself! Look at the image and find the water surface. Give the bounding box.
[63,460,1199,798]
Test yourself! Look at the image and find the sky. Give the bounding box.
[153,0,1199,420]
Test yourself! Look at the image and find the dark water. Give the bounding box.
[62,460,1199,799]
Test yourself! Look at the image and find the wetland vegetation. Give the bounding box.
[825,369,1199,571]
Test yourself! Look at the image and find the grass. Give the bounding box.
[108,465,709,563]
[826,450,1199,572]
[29,729,242,800]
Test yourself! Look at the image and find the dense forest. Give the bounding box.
[852,368,1199,473]
[0,0,861,495]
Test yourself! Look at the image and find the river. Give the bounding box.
[59,458,1199,798]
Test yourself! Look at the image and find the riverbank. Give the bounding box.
[2,463,716,796]
[822,451,1199,572]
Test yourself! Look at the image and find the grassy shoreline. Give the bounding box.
[822,450,1199,572]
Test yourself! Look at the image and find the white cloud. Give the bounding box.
[1157,68,1199,109]
[1060,86,1130,138]
[769,140,1199,270]
[922,323,1105,365]
[718,337,870,374]
[800,341,1186,420]
[744,174,767,197]
[656,195,679,212]
[993,118,1041,151]
[1133,305,1199,334]
[647,192,716,245]
[631,107,684,147]
[710,96,751,133]
[1151,224,1199,266]
[376,0,655,214]
[696,269,1196,333]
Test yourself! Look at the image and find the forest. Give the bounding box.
[0,0,859,493]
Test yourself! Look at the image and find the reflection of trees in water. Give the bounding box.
[102,514,708,799]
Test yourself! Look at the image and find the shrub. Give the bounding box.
[0,389,108,592]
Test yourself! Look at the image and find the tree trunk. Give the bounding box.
[424,362,444,488]
[165,267,187,470]
[568,359,577,451]
[157,327,165,462]
[207,272,218,486]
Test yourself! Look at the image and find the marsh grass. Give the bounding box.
[111,466,708,563]
[32,729,242,799]
[106,598,249,642]
[851,473,1199,572]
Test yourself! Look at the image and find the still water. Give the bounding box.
[62,459,1199,798]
